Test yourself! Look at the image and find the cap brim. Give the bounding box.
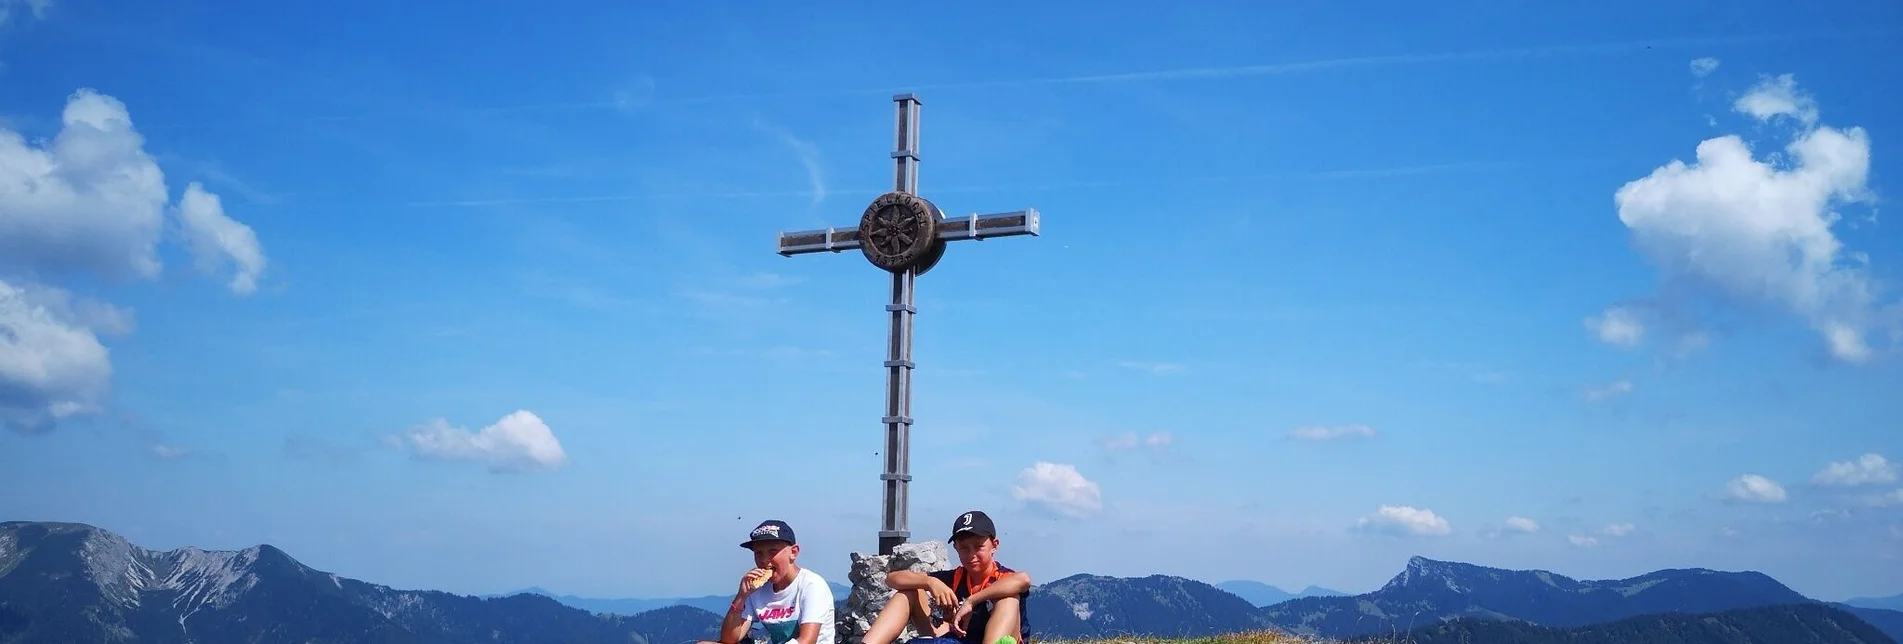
[947,529,994,541]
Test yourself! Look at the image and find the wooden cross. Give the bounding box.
[774,94,1041,555]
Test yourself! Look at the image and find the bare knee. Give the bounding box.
[985,597,1024,640]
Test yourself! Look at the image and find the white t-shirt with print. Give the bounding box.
[744,568,835,644]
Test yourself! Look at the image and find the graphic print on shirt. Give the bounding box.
[744,568,836,644]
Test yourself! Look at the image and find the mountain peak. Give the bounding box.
[1381,556,1479,593]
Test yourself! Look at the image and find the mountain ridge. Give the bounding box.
[0,520,720,643]
[5,519,1901,644]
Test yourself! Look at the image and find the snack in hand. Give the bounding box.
[744,569,770,591]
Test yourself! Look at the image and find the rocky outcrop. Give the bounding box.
[836,542,953,644]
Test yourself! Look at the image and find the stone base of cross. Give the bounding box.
[773,94,1040,644]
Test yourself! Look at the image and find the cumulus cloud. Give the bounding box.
[1690,57,1721,78]
[396,410,569,473]
[0,88,266,433]
[1609,73,1886,364]
[1011,462,1102,518]
[1568,535,1600,549]
[1733,74,1818,126]
[1484,516,1541,538]
[1288,424,1378,441]
[0,280,112,434]
[1724,474,1788,503]
[1584,307,1645,348]
[174,182,267,295]
[1813,453,1898,486]
[1601,522,1637,536]
[0,89,170,280]
[1354,505,1451,537]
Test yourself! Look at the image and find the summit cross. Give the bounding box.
[773,94,1042,555]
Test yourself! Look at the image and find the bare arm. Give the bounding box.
[885,570,936,590]
[719,598,752,644]
[793,621,821,644]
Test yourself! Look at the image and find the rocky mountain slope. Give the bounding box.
[1364,602,1896,644]
[1260,556,1903,642]
[0,521,719,643]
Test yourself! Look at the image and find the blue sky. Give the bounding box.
[3,0,1901,604]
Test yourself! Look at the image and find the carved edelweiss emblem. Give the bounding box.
[859,192,944,273]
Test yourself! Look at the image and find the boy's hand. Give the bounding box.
[927,577,958,610]
[950,600,976,636]
[738,568,771,597]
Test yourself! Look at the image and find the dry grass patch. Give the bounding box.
[1031,629,1385,644]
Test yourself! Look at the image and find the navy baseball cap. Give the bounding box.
[740,519,797,548]
[949,510,996,540]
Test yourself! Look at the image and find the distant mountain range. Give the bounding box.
[1356,602,1897,644]
[1252,555,1903,642]
[484,583,851,617]
[1213,580,1347,607]
[3,520,1901,644]
[1851,594,1903,612]
[0,521,718,643]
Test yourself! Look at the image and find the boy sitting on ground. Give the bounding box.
[863,510,1031,644]
[703,519,836,644]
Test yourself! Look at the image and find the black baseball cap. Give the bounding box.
[740,519,797,548]
[948,510,996,541]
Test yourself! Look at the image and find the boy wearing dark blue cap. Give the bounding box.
[862,510,1030,644]
[705,520,836,644]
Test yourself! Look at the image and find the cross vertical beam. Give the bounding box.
[880,94,921,555]
[773,95,1040,557]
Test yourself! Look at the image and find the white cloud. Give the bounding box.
[1354,505,1451,537]
[1582,380,1633,402]
[1601,522,1636,536]
[0,89,169,280]
[1724,474,1788,503]
[1584,307,1645,348]
[174,182,267,295]
[0,88,265,434]
[1813,453,1898,486]
[1288,424,1378,441]
[1872,489,1903,507]
[1504,516,1540,533]
[1734,74,1819,126]
[1568,534,1600,548]
[1011,462,1102,518]
[0,279,112,434]
[398,410,569,473]
[1690,57,1721,78]
[1612,73,1884,364]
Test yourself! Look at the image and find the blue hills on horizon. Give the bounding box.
[489,578,1351,616]
[484,582,855,617]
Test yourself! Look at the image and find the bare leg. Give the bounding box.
[981,597,1023,644]
[863,590,948,644]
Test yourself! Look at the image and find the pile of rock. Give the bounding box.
[835,542,953,644]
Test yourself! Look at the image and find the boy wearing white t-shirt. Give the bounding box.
[705,520,836,644]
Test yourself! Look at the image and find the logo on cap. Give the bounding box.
[741,519,797,548]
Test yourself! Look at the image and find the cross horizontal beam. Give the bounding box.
[775,209,1041,256]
